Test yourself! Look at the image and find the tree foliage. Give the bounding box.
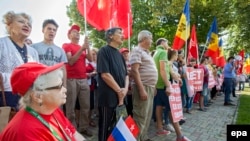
[66,0,250,54]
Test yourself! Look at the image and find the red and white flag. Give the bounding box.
[107,116,139,141]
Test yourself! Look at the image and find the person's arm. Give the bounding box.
[74,131,86,141]
[101,73,125,105]
[85,47,93,62]
[123,75,129,95]
[130,63,147,100]
[66,37,90,66]
[169,65,180,81]
[62,65,67,88]
[159,61,171,95]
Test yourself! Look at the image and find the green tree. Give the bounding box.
[66,0,250,55]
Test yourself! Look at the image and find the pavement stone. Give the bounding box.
[83,92,240,141]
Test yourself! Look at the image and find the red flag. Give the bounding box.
[187,25,199,64]
[238,50,245,74]
[110,0,133,39]
[77,0,133,38]
[124,116,139,137]
[239,50,245,61]
[77,0,111,30]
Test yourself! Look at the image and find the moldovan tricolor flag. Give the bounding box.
[244,55,250,74]
[205,17,219,60]
[107,116,139,141]
[216,38,226,67]
[172,0,190,50]
[187,25,199,64]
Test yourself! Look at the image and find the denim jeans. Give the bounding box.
[186,95,194,110]
[224,78,233,103]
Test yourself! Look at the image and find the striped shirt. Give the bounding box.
[129,46,158,87]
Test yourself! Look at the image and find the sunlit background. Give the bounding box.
[0,0,73,47]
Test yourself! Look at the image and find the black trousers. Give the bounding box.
[98,106,116,141]
[211,86,217,99]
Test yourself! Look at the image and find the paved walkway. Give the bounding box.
[85,92,240,141]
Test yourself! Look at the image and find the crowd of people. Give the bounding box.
[0,11,245,141]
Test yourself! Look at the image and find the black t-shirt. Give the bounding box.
[97,45,127,107]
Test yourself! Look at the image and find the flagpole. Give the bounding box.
[184,23,188,62]
[196,43,200,65]
[200,39,209,63]
[128,13,131,52]
[84,0,87,35]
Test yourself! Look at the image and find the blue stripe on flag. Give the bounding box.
[111,128,126,141]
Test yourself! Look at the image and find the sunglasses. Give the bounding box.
[44,83,63,91]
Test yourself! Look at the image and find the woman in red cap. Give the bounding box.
[0,62,86,141]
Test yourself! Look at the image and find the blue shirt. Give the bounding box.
[223,62,234,78]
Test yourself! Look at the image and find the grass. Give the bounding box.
[236,84,250,124]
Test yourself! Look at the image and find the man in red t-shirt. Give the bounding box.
[62,25,93,137]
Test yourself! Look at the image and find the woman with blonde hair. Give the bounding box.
[0,11,39,110]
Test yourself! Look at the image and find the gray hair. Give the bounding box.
[105,27,122,43]
[2,11,32,34]
[19,69,63,108]
[138,30,152,43]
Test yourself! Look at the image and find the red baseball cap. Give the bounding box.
[68,24,80,35]
[10,62,64,96]
[119,48,129,54]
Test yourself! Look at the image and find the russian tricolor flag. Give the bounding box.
[107,116,139,141]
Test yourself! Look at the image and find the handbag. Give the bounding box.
[115,104,128,121]
[0,75,17,132]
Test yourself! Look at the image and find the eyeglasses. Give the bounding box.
[44,83,63,90]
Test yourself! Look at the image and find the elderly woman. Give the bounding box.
[0,62,86,141]
[0,11,39,110]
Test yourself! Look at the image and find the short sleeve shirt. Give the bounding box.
[97,45,127,107]
[62,43,87,78]
[129,46,158,87]
[153,45,170,89]
[32,42,67,66]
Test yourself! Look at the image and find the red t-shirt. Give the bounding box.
[0,108,76,141]
[63,43,87,79]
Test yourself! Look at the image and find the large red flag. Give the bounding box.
[77,0,132,38]
[187,25,199,64]
[77,0,111,30]
[110,0,133,39]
